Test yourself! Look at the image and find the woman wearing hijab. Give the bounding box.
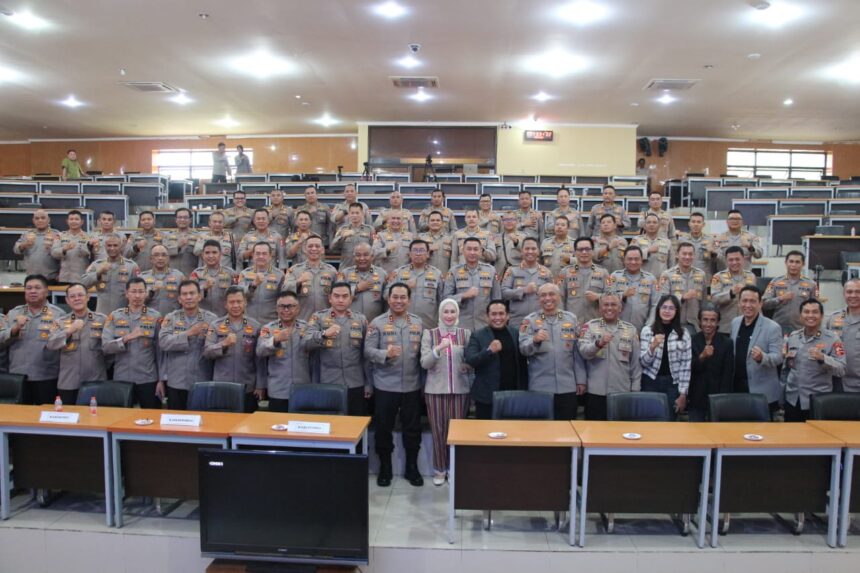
[420,298,473,485]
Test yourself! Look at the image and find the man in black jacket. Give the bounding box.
[689,304,738,421]
[465,299,528,419]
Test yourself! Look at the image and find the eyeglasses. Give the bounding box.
[277,303,299,310]
[410,248,428,254]
[727,216,743,221]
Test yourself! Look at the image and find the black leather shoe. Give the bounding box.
[377,457,392,487]
[404,463,424,487]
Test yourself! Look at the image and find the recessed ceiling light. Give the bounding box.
[629,102,640,107]
[170,92,193,105]
[747,53,762,60]
[270,145,277,151]
[432,139,439,145]
[119,68,127,76]
[730,122,741,131]
[746,1,806,28]
[409,89,432,102]
[301,101,311,106]
[85,158,93,166]
[59,94,84,108]
[6,10,50,30]
[396,55,421,69]
[436,151,441,155]
[372,1,408,19]
[314,114,339,127]
[228,49,295,80]
[290,154,299,161]
[532,91,553,102]
[215,116,239,128]
[522,47,590,78]
[198,12,210,19]
[555,1,611,26]
[821,53,860,84]
[350,141,357,150]
[783,97,794,106]
[657,93,676,105]
[294,94,302,99]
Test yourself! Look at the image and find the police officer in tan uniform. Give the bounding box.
[13,209,60,282]
[283,235,337,321]
[633,213,674,278]
[443,237,501,332]
[51,209,95,283]
[387,239,444,329]
[337,242,387,323]
[559,237,610,324]
[586,185,631,236]
[608,245,658,332]
[501,237,554,330]
[257,290,311,413]
[763,250,819,335]
[418,189,457,234]
[82,233,141,315]
[190,239,239,315]
[220,190,254,244]
[419,211,454,274]
[141,245,185,317]
[330,203,375,268]
[659,242,707,333]
[239,242,285,324]
[826,278,860,393]
[372,213,414,274]
[165,207,199,276]
[452,210,496,265]
[711,246,757,334]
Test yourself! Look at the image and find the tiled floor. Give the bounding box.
[4,476,855,572]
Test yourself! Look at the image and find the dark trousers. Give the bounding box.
[373,389,422,457]
[474,401,493,420]
[58,388,80,407]
[244,393,259,413]
[134,382,162,410]
[553,392,578,420]
[166,387,188,411]
[641,374,681,421]
[26,378,59,406]
[687,408,708,422]
[268,397,290,412]
[784,399,809,422]
[769,400,781,420]
[211,174,227,183]
[347,386,367,416]
[585,393,607,420]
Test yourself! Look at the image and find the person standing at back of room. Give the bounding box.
[212,142,231,183]
[234,144,252,174]
[61,149,87,181]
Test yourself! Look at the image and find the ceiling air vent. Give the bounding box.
[120,82,179,93]
[643,78,700,91]
[390,76,440,89]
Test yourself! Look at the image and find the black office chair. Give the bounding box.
[0,373,26,404]
[809,393,860,421]
[814,225,845,236]
[187,381,245,413]
[606,392,671,422]
[75,380,135,408]
[288,384,348,416]
[491,390,554,420]
[708,393,770,422]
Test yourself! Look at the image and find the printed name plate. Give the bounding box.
[286,421,331,434]
[39,411,80,424]
[160,413,202,427]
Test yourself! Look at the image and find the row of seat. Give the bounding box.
[491,390,860,422]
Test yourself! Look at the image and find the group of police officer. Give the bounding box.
[4,182,858,482]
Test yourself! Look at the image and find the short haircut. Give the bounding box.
[203,239,222,250]
[487,299,509,313]
[277,290,299,301]
[388,281,411,298]
[462,237,483,248]
[23,273,48,288]
[574,237,594,250]
[348,202,364,211]
[739,285,761,301]
[725,245,744,257]
[68,209,83,218]
[799,298,824,314]
[178,279,200,293]
[252,241,272,253]
[174,207,191,218]
[304,233,323,245]
[67,148,76,154]
[236,144,244,151]
[643,213,659,223]
[330,281,352,294]
[253,208,269,217]
[126,276,146,290]
[554,215,570,226]
[409,239,430,250]
[432,189,445,196]
[522,236,539,249]
[480,193,492,200]
[698,302,721,322]
[727,209,742,218]
[139,210,155,219]
[677,241,694,253]
[624,245,643,258]
[294,209,311,220]
[518,190,532,198]
[217,142,226,148]
[99,210,115,219]
[603,185,616,192]
[64,282,87,295]
[690,211,705,220]
[225,285,246,299]
[233,190,246,197]
[428,210,443,219]
[599,213,616,223]
[556,187,570,196]
[785,249,805,263]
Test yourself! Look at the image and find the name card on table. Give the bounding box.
[39,411,80,424]
[160,413,202,427]
[286,421,331,435]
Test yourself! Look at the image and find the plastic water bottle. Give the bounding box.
[54,396,63,412]
[852,226,856,237]
[89,396,98,415]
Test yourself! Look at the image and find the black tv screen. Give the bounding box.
[199,449,369,566]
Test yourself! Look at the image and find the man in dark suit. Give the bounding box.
[689,304,737,421]
[465,299,528,419]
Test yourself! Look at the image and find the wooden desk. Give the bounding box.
[108,409,248,528]
[807,420,860,546]
[229,412,370,453]
[0,404,130,526]
[802,235,860,271]
[447,419,580,546]
[572,421,714,548]
[697,422,843,548]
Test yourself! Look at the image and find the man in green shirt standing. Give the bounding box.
[61,149,87,180]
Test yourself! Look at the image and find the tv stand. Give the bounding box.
[207,559,356,573]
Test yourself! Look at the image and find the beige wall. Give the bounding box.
[496,125,637,177]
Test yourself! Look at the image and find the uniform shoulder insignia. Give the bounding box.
[834,341,845,358]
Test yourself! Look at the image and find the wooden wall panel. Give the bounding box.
[2,136,357,177]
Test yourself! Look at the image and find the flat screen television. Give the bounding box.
[199,449,369,567]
